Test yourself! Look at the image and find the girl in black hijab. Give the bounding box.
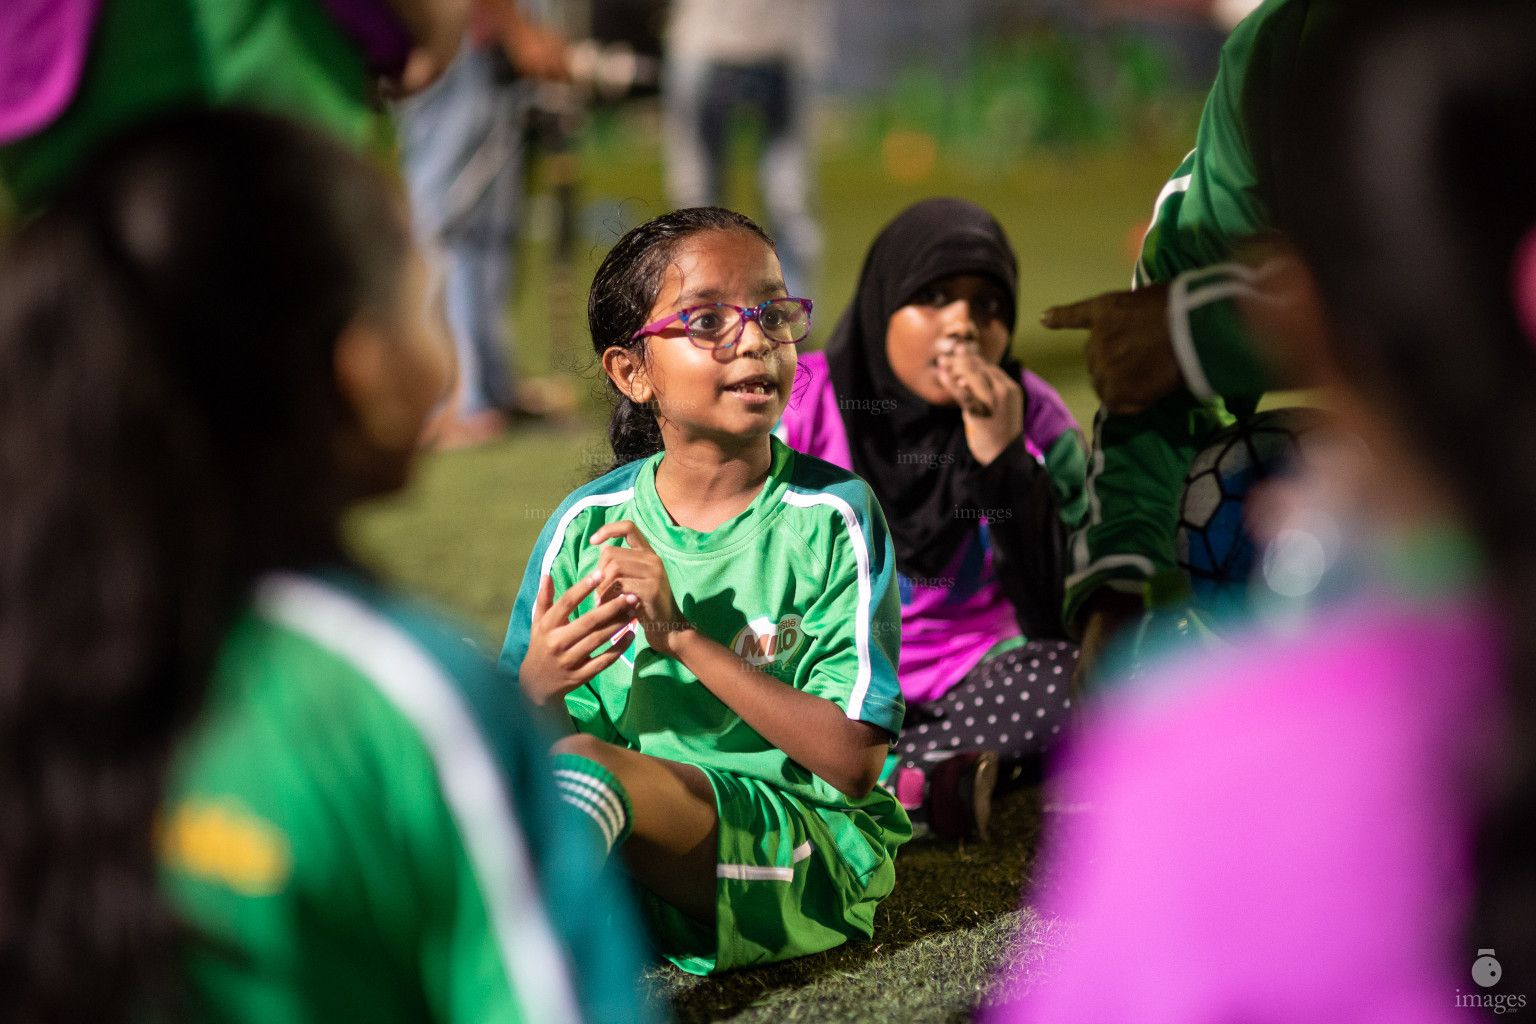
[776,198,1088,839]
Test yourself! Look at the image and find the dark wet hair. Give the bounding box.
[1286,0,1536,974]
[0,107,409,1022]
[587,206,776,467]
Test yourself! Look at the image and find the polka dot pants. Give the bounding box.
[894,639,1078,775]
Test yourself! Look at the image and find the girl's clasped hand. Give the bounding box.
[522,518,692,709]
[522,571,638,706]
[935,336,1026,465]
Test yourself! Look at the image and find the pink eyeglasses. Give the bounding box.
[630,297,813,351]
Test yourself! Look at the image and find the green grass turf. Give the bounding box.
[346,113,1191,1020]
[641,785,1073,1024]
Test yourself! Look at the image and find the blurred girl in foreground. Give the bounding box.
[993,0,1535,1018]
[0,108,649,1024]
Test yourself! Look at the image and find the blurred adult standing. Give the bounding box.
[661,0,828,296]
[394,0,570,448]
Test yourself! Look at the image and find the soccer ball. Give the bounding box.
[1176,408,1326,609]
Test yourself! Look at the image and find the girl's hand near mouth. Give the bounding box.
[936,338,1025,466]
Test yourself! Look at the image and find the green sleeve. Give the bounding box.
[1135,6,1270,285]
[1165,264,1278,404]
[500,500,624,744]
[197,0,379,148]
[160,604,582,1024]
[1132,0,1296,400]
[392,597,654,1024]
[1043,429,1090,531]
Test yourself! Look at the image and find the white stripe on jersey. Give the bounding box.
[780,489,876,721]
[1167,262,1258,403]
[1186,279,1259,311]
[1182,262,1258,290]
[1167,270,1219,403]
[1132,151,1195,288]
[534,487,637,633]
[255,574,583,1024]
[1072,414,1109,573]
[1063,553,1159,594]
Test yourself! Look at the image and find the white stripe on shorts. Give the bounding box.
[717,840,813,882]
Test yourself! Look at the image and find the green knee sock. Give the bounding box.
[551,752,633,855]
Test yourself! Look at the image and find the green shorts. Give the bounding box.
[642,767,908,975]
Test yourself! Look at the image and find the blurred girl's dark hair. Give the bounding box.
[0,107,409,1022]
[588,206,776,468]
[1286,0,1536,976]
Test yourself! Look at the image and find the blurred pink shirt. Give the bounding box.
[0,0,98,144]
[991,596,1500,1024]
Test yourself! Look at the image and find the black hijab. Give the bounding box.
[824,198,1023,579]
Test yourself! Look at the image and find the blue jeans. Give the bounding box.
[663,57,821,296]
[396,47,531,416]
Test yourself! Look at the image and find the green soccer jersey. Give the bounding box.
[1133,0,1339,403]
[500,436,908,860]
[159,568,653,1024]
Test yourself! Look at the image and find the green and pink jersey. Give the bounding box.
[776,350,1087,702]
[0,0,400,208]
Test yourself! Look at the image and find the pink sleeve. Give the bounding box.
[776,351,854,471]
[0,0,99,144]
[1020,369,1079,461]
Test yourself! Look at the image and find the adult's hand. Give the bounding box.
[1042,283,1181,415]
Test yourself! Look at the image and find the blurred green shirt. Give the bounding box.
[161,568,654,1024]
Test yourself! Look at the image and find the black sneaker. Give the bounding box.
[929,750,1000,841]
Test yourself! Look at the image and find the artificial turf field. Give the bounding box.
[348,113,1192,1022]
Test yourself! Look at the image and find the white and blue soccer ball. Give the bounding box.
[1176,408,1325,609]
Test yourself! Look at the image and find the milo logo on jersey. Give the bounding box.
[730,614,808,669]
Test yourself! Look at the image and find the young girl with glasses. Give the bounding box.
[500,207,911,974]
[774,198,1088,840]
